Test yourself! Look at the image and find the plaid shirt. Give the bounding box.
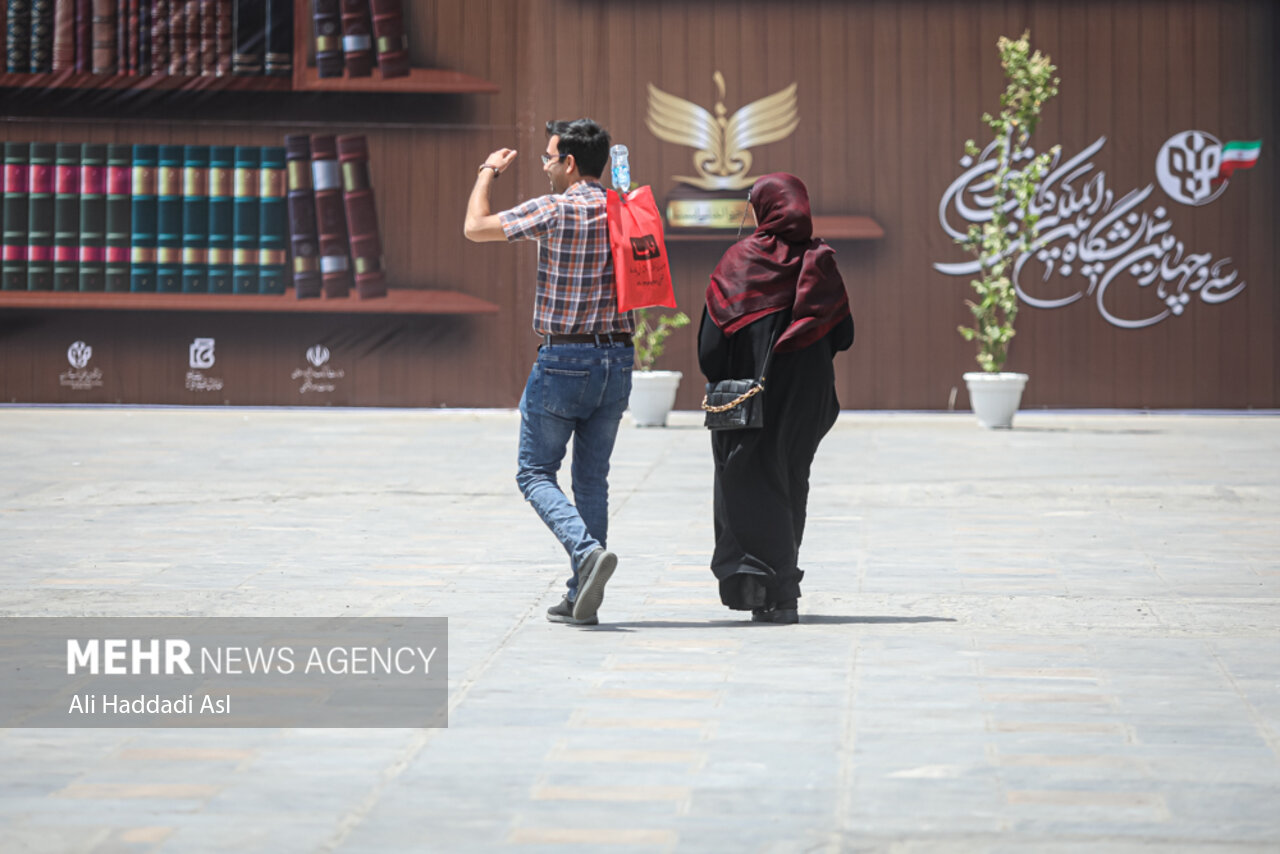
[499,181,633,336]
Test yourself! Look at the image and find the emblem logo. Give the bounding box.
[647,71,798,190]
[306,345,330,367]
[189,338,216,369]
[1156,131,1262,206]
[67,341,92,369]
[294,345,344,394]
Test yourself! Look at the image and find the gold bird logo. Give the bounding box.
[646,71,799,191]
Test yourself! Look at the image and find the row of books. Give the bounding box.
[313,0,408,79]
[4,0,291,76]
[0,136,385,299]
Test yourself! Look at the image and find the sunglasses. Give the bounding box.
[540,153,568,166]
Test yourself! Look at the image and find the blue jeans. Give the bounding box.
[517,342,633,602]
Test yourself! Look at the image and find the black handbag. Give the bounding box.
[701,323,780,431]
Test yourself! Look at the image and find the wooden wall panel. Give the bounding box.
[0,0,1274,409]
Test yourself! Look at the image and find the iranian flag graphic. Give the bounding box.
[1216,139,1262,181]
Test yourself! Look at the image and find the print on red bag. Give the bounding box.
[630,235,661,261]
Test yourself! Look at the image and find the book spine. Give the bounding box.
[53,141,81,292]
[257,145,286,295]
[7,1,33,73]
[29,0,53,72]
[52,0,75,71]
[137,0,149,74]
[181,144,208,292]
[182,0,198,75]
[2,142,31,291]
[336,134,384,299]
[206,144,233,293]
[197,0,214,74]
[78,142,107,292]
[165,0,182,73]
[369,0,406,78]
[115,0,126,74]
[338,0,371,77]
[75,0,91,71]
[310,134,351,298]
[103,143,131,291]
[129,143,157,292]
[155,143,183,292]
[231,144,259,293]
[312,0,340,78]
[284,134,320,299]
[126,0,138,74]
[263,0,288,76]
[90,0,113,73]
[148,0,166,74]
[230,0,260,75]
[26,142,55,291]
[212,0,228,74]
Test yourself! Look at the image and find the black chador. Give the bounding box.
[698,173,854,620]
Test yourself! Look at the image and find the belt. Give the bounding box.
[542,332,633,346]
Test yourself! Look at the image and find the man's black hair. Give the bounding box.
[546,118,611,178]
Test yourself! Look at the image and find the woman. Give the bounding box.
[698,173,854,624]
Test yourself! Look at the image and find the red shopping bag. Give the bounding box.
[606,186,677,312]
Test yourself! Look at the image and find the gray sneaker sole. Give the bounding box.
[572,550,617,622]
[546,611,598,626]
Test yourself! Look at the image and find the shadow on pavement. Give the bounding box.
[587,615,956,630]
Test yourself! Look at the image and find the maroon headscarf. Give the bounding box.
[706,173,850,352]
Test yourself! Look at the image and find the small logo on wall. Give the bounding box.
[67,341,92,369]
[1156,131,1262,206]
[59,340,104,390]
[185,337,224,392]
[189,337,216,369]
[306,345,330,367]
[293,344,345,394]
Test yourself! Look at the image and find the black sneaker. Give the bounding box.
[572,548,617,622]
[547,596,598,626]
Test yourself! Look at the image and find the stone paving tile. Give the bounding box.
[2,409,1280,852]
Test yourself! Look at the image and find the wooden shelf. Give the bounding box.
[293,66,499,94]
[0,67,497,96]
[0,288,500,315]
[665,215,884,242]
[0,70,293,93]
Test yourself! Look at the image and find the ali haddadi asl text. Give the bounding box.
[67,693,230,716]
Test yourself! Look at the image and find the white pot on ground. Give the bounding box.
[963,371,1029,429]
[629,370,683,427]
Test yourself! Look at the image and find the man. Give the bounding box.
[464,118,632,626]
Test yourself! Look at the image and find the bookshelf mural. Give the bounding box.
[1,135,384,299]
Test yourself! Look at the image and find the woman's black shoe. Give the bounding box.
[751,602,799,624]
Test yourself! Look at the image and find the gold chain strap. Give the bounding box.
[700,382,763,413]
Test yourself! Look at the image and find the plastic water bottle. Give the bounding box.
[610,144,630,192]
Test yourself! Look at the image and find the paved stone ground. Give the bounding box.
[1,406,1278,853]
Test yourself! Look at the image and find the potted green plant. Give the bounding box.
[629,308,690,427]
[956,31,1060,428]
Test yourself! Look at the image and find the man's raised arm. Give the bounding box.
[464,148,518,242]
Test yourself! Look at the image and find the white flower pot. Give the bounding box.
[629,370,682,427]
[963,372,1029,429]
